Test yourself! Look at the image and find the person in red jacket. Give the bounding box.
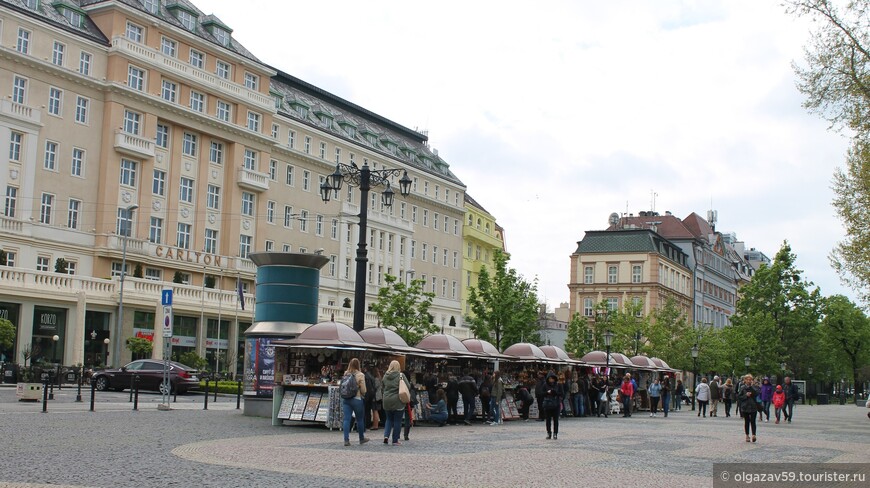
[772,385,786,424]
[620,374,634,417]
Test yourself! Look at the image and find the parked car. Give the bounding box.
[92,359,200,394]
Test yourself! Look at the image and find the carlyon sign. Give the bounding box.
[133,328,154,341]
[155,246,223,267]
[169,335,196,348]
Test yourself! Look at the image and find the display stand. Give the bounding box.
[273,384,340,429]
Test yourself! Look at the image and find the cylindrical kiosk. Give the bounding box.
[243,252,329,417]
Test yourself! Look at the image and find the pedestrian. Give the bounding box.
[382,360,410,445]
[723,378,734,418]
[737,374,760,442]
[661,375,671,418]
[363,365,376,429]
[542,371,563,439]
[570,372,580,417]
[478,374,492,423]
[589,375,601,415]
[372,368,383,430]
[534,371,546,422]
[458,370,477,425]
[760,377,773,423]
[709,375,721,417]
[424,388,449,426]
[772,384,786,424]
[648,377,662,417]
[445,374,459,424]
[629,374,638,414]
[674,379,684,411]
[341,358,370,447]
[620,374,634,417]
[516,384,532,421]
[784,376,799,423]
[577,373,588,417]
[402,369,417,441]
[696,377,710,418]
[598,376,611,417]
[490,371,505,425]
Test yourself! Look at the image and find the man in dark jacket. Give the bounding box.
[784,377,799,423]
[362,366,376,428]
[589,375,601,416]
[458,371,477,425]
[445,374,459,424]
[534,371,546,421]
[542,371,563,439]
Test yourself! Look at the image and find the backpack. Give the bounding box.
[340,372,359,399]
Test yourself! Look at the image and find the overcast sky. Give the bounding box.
[198,0,857,309]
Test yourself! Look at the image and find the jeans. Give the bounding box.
[698,400,708,416]
[725,399,732,416]
[622,394,632,416]
[403,405,412,439]
[762,400,771,420]
[775,406,783,421]
[462,396,475,422]
[490,398,501,423]
[674,393,682,410]
[785,401,795,421]
[650,396,660,414]
[430,410,448,425]
[544,407,559,435]
[743,411,757,435]
[383,409,404,443]
[342,397,366,442]
[575,393,587,416]
[662,393,670,415]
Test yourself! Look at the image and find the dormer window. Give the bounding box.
[55,4,85,27]
[289,101,309,118]
[213,27,230,46]
[271,93,283,110]
[25,0,38,10]
[316,112,333,129]
[168,5,198,31]
[142,0,159,14]
[340,123,356,138]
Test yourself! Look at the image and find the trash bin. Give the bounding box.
[817,393,828,405]
[3,364,18,384]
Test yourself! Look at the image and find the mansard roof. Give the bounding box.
[2,0,109,44]
[682,212,715,240]
[575,229,690,269]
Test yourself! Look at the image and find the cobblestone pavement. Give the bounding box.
[1,386,868,488]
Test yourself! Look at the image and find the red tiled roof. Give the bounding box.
[608,214,695,239]
[682,212,714,239]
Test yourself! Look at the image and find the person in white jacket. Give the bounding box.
[696,377,711,418]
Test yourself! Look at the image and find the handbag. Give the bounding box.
[398,374,411,404]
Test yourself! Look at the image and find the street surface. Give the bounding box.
[1,387,868,487]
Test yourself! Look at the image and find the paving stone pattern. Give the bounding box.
[1,386,868,487]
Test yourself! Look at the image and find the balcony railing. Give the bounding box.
[236,167,270,192]
[1,99,41,126]
[114,130,155,159]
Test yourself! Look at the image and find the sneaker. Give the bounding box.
[383,438,388,444]
[546,434,551,440]
[392,441,402,446]
[553,434,558,440]
[344,440,351,447]
[650,413,654,417]
[360,437,370,445]
[463,420,472,426]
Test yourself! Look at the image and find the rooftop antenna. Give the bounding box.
[650,190,658,213]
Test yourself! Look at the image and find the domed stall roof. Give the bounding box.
[359,327,430,355]
[462,338,513,360]
[650,357,676,372]
[630,355,660,370]
[539,345,576,364]
[416,334,477,357]
[274,320,386,350]
[502,342,548,362]
[580,351,634,367]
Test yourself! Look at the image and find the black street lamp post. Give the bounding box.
[320,162,411,332]
[691,344,699,411]
[744,356,751,375]
[603,329,614,382]
[808,367,813,404]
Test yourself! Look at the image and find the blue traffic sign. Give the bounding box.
[161,289,173,306]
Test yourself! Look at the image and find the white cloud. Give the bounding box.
[198,0,858,306]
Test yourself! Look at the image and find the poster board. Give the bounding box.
[302,393,322,421]
[277,391,296,420]
[289,392,308,421]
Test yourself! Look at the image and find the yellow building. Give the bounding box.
[0,0,468,370]
[461,194,505,318]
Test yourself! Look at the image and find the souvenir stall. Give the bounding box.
[270,320,394,429]
[462,338,520,421]
[501,342,557,420]
[540,345,585,416]
[629,355,662,411]
[416,334,491,420]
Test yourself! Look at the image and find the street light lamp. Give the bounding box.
[103,338,110,368]
[744,355,751,374]
[320,163,411,332]
[114,204,138,366]
[808,367,814,404]
[634,330,642,357]
[691,344,699,411]
[603,329,614,382]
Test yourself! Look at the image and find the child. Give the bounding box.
[772,384,786,424]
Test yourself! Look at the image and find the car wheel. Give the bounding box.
[94,376,109,391]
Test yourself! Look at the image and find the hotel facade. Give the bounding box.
[0,0,469,371]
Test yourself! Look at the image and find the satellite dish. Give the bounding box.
[608,212,620,226]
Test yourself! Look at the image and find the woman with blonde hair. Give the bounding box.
[381,360,410,445]
[341,358,369,447]
[738,374,761,442]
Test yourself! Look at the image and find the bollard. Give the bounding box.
[203,378,209,410]
[236,380,242,410]
[42,378,49,413]
[48,379,54,400]
[57,365,62,391]
[133,374,140,411]
[89,379,96,412]
[129,375,135,402]
[173,385,177,403]
[75,365,83,403]
[214,377,218,402]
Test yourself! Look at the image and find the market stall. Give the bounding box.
[501,342,560,419]
[417,334,491,419]
[630,355,662,410]
[462,338,520,420]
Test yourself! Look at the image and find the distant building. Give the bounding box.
[537,304,567,350]
[461,194,505,318]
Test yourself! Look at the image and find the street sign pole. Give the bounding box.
[159,289,173,411]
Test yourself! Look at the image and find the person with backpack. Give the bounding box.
[542,371,563,439]
[478,374,492,423]
[340,358,369,447]
[382,360,410,445]
[722,378,734,418]
[402,369,417,441]
[458,370,477,425]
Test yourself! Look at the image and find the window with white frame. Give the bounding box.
[206,184,220,209]
[607,265,618,284]
[36,256,50,272]
[52,41,65,66]
[243,148,257,170]
[127,65,145,91]
[48,87,62,116]
[3,250,15,267]
[584,266,593,284]
[204,228,218,254]
[264,240,274,252]
[315,214,323,236]
[143,0,159,14]
[189,48,204,69]
[319,142,326,159]
[268,159,277,180]
[422,243,427,261]
[71,148,84,177]
[410,240,416,259]
[266,201,275,223]
[241,192,254,216]
[334,147,341,163]
[189,90,204,112]
[632,264,642,284]
[176,9,196,30]
[302,170,310,191]
[39,193,54,224]
[156,124,169,148]
[116,207,134,236]
[422,209,428,227]
[606,297,619,311]
[43,141,58,170]
[304,136,311,154]
[149,217,163,243]
[160,37,177,57]
[246,111,260,132]
[283,206,293,228]
[64,261,77,275]
[299,210,308,232]
[209,142,223,164]
[331,219,338,239]
[179,177,194,203]
[16,28,31,54]
[67,199,80,229]
[12,76,27,104]
[244,72,259,90]
[182,132,197,156]
[239,235,252,259]
[631,297,643,316]
[4,187,17,218]
[161,80,177,103]
[119,159,137,187]
[216,100,230,122]
[75,96,88,123]
[123,109,141,134]
[288,130,295,149]
[271,123,279,139]
[215,60,230,79]
[176,223,191,249]
[125,21,143,42]
[79,52,91,75]
[434,212,439,230]
[145,268,162,281]
[214,27,230,46]
[583,298,594,317]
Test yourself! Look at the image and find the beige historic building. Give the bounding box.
[460,193,505,318]
[0,0,467,370]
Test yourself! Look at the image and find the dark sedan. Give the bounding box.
[92,359,200,394]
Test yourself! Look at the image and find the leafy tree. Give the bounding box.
[173,271,184,284]
[54,258,68,274]
[204,275,216,289]
[125,337,153,360]
[820,294,870,396]
[564,313,587,358]
[0,318,14,351]
[369,274,436,347]
[787,0,870,303]
[731,242,822,374]
[467,250,540,350]
[178,351,207,370]
[0,250,6,266]
[645,297,694,370]
[133,263,143,278]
